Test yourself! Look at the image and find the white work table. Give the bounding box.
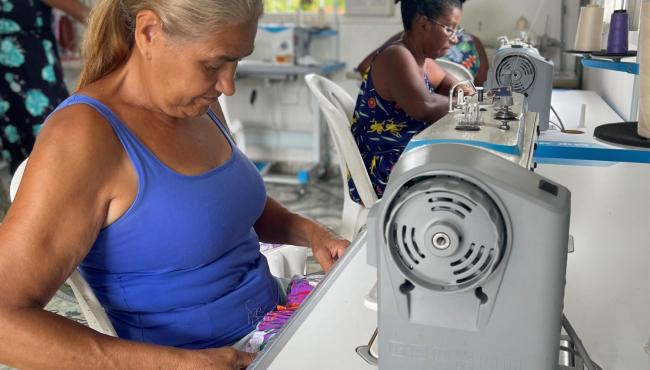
[537,89,650,164]
[537,90,650,370]
[537,162,650,370]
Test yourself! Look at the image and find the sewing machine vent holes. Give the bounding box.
[428,196,474,219]
[385,176,507,291]
[496,55,536,93]
[453,245,496,285]
[450,247,474,267]
[392,226,414,270]
[411,227,426,259]
[401,225,420,266]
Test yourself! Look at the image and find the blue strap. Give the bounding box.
[206,109,236,146]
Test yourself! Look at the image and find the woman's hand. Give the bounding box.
[193,347,256,369]
[461,83,476,96]
[308,226,350,272]
[254,197,350,273]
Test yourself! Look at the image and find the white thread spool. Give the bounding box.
[574,4,605,52]
[578,103,587,129]
[638,1,650,139]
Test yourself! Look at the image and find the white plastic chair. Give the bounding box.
[10,159,308,337]
[435,58,474,82]
[305,74,378,240]
[261,245,308,278]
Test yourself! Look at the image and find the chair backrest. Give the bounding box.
[304,74,378,208]
[435,58,474,82]
[10,158,117,337]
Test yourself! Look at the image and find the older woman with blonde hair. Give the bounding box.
[0,0,348,368]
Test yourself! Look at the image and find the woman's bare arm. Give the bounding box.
[41,0,90,24]
[0,105,251,369]
[372,45,449,123]
[254,197,348,272]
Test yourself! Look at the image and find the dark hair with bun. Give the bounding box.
[395,0,462,31]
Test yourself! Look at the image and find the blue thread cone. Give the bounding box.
[607,10,629,54]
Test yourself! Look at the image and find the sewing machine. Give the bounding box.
[248,90,592,369]
[486,37,554,131]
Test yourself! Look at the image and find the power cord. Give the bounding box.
[562,314,602,370]
[550,105,566,132]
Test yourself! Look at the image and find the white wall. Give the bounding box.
[583,67,637,121]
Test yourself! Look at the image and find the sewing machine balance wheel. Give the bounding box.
[383,175,508,293]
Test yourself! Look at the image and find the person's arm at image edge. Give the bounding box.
[472,34,489,87]
[0,105,252,370]
[42,0,90,24]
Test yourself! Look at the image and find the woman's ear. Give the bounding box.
[133,9,164,60]
[415,14,430,32]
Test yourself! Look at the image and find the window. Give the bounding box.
[263,0,345,14]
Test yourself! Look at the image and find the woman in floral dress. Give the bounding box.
[0,0,87,173]
[349,0,474,204]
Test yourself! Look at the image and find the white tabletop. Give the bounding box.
[536,89,650,164]
[541,91,649,370]
[548,89,623,131]
[537,161,650,370]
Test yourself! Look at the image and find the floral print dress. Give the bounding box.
[0,0,68,172]
[440,33,481,79]
[348,68,434,204]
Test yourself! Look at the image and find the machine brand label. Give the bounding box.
[388,341,523,370]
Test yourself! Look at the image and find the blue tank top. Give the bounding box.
[349,67,434,204]
[52,95,279,348]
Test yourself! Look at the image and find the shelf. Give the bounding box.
[564,49,639,75]
[581,59,639,75]
[236,61,346,79]
[310,28,338,37]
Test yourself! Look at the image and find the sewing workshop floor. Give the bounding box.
[0,174,344,369]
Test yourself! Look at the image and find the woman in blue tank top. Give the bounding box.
[349,0,474,204]
[0,1,348,369]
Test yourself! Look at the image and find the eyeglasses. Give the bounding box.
[429,19,464,39]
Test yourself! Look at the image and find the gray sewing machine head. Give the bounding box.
[486,37,554,131]
[365,143,570,369]
[250,96,571,369]
[410,87,538,171]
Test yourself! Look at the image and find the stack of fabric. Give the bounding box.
[245,275,323,352]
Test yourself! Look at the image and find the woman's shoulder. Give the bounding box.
[37,95,125,160]
[376,42,412,58]
[373,42,418,71]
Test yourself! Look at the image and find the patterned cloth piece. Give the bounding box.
[348,68,434,204]
[245,274,323,352]
[0,0,68,173]
[440,33,481,78]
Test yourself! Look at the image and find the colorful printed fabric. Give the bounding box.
[440,33,481,78]
[348,68,434,204]
[0,0,68,172]
[245,274,323,352]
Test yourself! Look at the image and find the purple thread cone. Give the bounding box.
[607,10,629,54]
